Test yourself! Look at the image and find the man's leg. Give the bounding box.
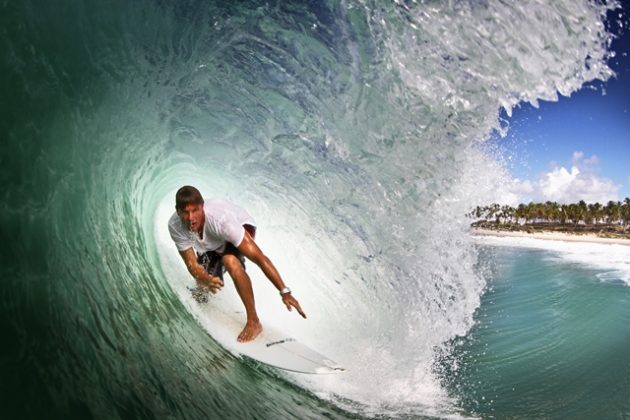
[198,251,224,279]
[222,226,261,342]
[222,253,262,342]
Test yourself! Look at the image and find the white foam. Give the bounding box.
[474,235,630,285]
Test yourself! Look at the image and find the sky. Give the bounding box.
[493,3,630,205]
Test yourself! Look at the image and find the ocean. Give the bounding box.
[1,0,627,418]
[454,238,630,418]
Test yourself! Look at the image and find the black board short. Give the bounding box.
[196,224,256,280]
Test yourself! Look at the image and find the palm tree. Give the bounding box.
[501,205,515,224]
[559,204,568,225]
[605,201,621,225]
[515,203,527,225]
[471,198,630,232]
[545,201,560,224]
[587,202,603,225]
[623,198,630,228]
[577,200,588,225]
[566,203,580,225]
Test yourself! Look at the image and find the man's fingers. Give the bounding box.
[294,302,307,318]
[209,278,223,294]
[285,297,307,319]
[210,276,223,288]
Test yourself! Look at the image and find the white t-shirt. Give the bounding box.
[168,198,256,254]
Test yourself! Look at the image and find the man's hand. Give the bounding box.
[179,248,224,293]
[282,293,306,318]
[206,276,223,293]
[237,234,307,320]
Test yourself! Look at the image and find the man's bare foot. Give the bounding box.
[237,320,263,342]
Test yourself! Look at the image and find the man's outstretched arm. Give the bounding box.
[237,233,307,318]
[178,248,224,293]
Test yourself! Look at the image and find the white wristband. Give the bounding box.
[280,287,291,295]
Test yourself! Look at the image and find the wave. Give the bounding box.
[0,0,618,417]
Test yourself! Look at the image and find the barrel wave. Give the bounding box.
[0,0,617,418]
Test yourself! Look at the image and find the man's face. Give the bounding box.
[178,203,204,232]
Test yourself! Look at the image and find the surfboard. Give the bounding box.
[190,288,345,374]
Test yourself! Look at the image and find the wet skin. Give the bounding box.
[176,202,306,342]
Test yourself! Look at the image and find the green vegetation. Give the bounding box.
[470,198,630,237]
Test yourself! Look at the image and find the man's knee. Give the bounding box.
[223,254,246,276]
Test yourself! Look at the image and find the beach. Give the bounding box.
[472,227,630,246]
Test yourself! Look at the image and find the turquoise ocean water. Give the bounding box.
[2,1,628,418]
[445,239,630,419]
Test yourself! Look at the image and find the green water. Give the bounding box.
[442,246,630,419]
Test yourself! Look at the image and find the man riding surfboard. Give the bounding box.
[168,186,306,342]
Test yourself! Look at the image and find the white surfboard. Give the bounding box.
[191,290,345,374]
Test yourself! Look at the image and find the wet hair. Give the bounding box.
[175,186,204,211]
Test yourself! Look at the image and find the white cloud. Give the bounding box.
[512,179,535,194]
[504,152,621,204]
[542,168,619,203]
[583,155,599,168]
[490,178,534,206]
[539,165,580,199]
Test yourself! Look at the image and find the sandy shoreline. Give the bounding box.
[471,228,630,247]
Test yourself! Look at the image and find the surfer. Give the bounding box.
[168,185,306,342]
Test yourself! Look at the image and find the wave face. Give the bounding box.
[0,0,616,418]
